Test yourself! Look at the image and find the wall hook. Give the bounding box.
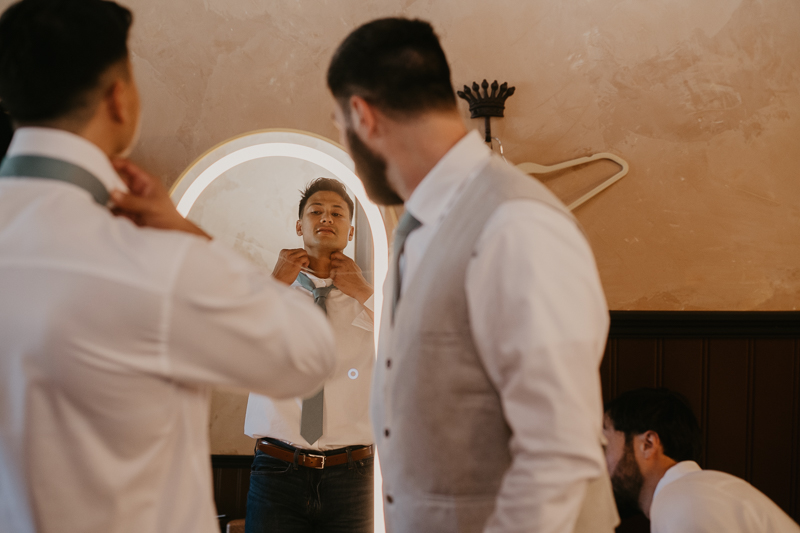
[457,80,515,143]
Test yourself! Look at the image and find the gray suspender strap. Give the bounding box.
[0,155,110,206]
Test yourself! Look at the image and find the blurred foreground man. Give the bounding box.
[244,178,375,533]
[604,388,800,533]
[327,17,619,533]
[0,1,334,532]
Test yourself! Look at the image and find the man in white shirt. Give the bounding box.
[603,388,800,532]
[243,177,375,533]
[0,1,335,532]
[325,17,619,533]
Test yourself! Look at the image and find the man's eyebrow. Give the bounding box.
[306,202,344,209]
[308,202,345,209]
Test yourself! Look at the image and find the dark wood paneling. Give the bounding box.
[212,455,253,532]
[751,339,796,513]
[705,339,750,479]
[661,339,704,425]
[615,339,658,393]
[606,312,800,533]
[609,311,800,338]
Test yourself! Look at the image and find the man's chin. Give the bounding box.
[309,242,346,255]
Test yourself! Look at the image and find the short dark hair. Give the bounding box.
[299,178,355,222]
[327,17,457,117]
[605,388,702,463]
[0,0,133,123]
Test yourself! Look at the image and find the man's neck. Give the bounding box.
[20,116,123,160]
[640,458,677,518]
[305,247,338,279]
[384,112,468,201]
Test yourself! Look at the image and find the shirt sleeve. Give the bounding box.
[466,200,610,533]
[163,239,336,399]
[351,294,375,332]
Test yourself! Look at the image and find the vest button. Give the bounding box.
[384,428,390,437]
[386,495,394,504]
[386,359,392,368]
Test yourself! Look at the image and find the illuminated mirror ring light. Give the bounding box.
[169,129,388,532]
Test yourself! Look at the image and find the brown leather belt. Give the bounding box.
[256,440,374,469]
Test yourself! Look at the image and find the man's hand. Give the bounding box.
[110,158,210,239]
[272,249,310,285]
[330,252,373,305]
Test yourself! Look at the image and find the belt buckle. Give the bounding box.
[307,453,326,469]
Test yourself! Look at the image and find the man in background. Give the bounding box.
[0,1,334,532]
[604,388,800,532]
[326,17,619,533]
[244,178,375,533]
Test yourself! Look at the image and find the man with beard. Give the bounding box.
[243,178,375,533]
[326,17,619,533]
[603,388,800,532]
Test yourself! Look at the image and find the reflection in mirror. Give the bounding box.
[185,153,373,277]
[170,129,388,533]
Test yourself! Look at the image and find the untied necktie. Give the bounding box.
[391,211,422,321]
[295,272,336,445]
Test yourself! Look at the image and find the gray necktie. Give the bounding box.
[392,211,422,321]
[296,272,336,445]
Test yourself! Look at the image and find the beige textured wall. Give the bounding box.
[3,0,795,305]
[121,0,799,311]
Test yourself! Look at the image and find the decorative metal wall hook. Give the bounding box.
[457,80,516,143]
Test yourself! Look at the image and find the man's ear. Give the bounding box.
[296,220,303,236]
[639,430,662,460]
[104,79,126,124]
[348,226,355,242]
[349,95,378,140]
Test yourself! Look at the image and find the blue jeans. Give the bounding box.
[245,447,374,533]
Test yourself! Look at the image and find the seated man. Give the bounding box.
[243,178,375,533]
[603,387,799,532]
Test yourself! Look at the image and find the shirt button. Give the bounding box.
[386,494,394,504]
[386,359,392,369]
[384,428,390,437]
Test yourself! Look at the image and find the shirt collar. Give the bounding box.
[404,130,491,227]
[653,461,702,501]
[6,127,128,193]
[292,270,334,290]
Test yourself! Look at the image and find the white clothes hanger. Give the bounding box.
[516,152,629,211]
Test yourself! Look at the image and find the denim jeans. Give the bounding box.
[244,447,374,533]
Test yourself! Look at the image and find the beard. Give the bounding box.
[346,127,403,206]
[611,439,645,519]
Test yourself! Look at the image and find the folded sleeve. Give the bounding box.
[163,239,336,399]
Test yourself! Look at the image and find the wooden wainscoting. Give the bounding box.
[605,311,800,533]
[211,312,800,532]
[212,455,253,532]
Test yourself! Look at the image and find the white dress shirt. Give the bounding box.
[401,130,610,533]
[651,461,800,533]
[0,127,335,533]
[245,271,375,450]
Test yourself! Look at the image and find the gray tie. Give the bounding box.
[296,272,336,445]
[0,154,110,205]
[391,211,422,321]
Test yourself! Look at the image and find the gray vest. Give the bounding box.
[372,156,619,532]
